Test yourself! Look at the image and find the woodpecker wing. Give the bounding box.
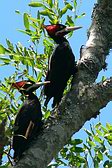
[44,41,76,107]
[13,98,42,159]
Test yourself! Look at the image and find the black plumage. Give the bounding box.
[12,80,49,160]
[44,24,82,108]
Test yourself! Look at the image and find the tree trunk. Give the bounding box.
[13,0,112,167]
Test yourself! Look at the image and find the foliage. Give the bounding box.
[48,123,112,168]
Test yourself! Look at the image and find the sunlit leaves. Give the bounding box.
[17,0,85,45]
[39,10,54,16]
[0,58,10,65]
[61,3,73,17]
[75,12,86,19]
[23,13,29,30]
[66,15,74,26]
[74,0,77,8]
[50,123,112,167]
[102,76,107,82]
[51,138,85,167]
[0,45,5,54]
[69,139,83,145]
[0,39,46,78]
[6,39,14,51]
[44,109,51,119]
[83,123,112,167]
[28,1,79,28]
[47,0,53,8]
[104,160,112,168]
[29,2,45,7]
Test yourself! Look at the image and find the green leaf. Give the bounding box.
[102,76,107,82]
[84,128,92,136]
[72,146,84,153]
[15,10,21,14]
[87,139,96,147]
[81,13,86,17]
[76,13,86,19]
[29,2,44,7]
[61,3,73,16]
[95,122,102,129]
[101,125,108,133]
[94,159,99,168]
[44,110,51,119]
[83,144,90,151]
[29,17,39,23]
[61,6,68,16]
[66,15,74,26]
[39,10,54,16]
[36,71,42,81]
[106,123,112,131]
[48,0,53,7]
[66,3,73,10]
[56,159,67,166]
[97,151,103,161]
[106,154,112,160]
[61,148,68,154]
[23,13,29,30]
[0,164,10,168]
[60,148,68,158]
[76,156,86,163]
[96,129,103,137]
[39,10,49,16]
[70,139,83,145]
[43,39,53,48]
[0,45,5,54]
[74,0,77,8]
[105,133,112,141]
[104,160,112,167]
[94,135,102,143]
[17,29,32,36]
[0,57,11,64]
[6,39,14,50]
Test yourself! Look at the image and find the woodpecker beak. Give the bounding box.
[56,26,82,35]
[35,81,50,87]
[25,81,50,93]
[65,26,82,32]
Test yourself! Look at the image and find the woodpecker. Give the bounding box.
[43,24,82,107]
[12,80,50,160]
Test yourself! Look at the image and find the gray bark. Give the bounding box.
[13,0,112,167]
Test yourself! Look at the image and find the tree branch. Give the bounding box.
[13,0,112,167]
[76,0,112,84]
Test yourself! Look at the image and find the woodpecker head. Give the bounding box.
[43,24,82,38]
[12,80,50,94]
[12,80,34,91]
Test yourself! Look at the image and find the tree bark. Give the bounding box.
[13,0,112,167]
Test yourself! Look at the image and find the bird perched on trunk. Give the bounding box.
[11,80,50,161]
[43,24,82,108]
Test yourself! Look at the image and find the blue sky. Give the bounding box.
[0,0,112,167]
